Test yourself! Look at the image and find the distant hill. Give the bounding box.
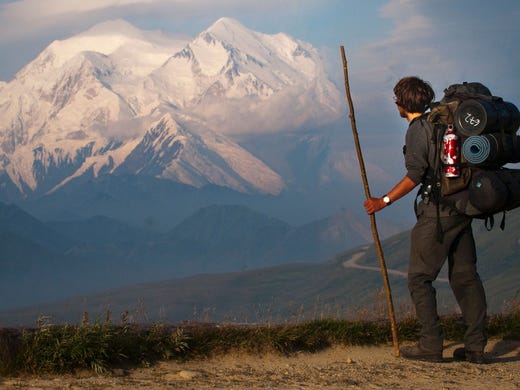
[0,201,402,311]
[1,208,518,327]
[0,202,73,251]
[0,230,105,309]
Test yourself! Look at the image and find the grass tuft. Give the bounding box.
[1,305,518,377]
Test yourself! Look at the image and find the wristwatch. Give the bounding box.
[383,194,392,205]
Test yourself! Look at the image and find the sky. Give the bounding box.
[0,0,519,186]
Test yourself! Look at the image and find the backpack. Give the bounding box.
[425,82,520,231]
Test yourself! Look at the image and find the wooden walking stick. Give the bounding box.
[340,46,400,357]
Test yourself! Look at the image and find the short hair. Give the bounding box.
[393,76,435,113]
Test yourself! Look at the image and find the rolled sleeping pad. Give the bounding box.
[462,133,520,165]
[454,99,520,137]
[462,136,490,164]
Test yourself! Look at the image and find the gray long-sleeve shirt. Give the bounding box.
[404,115,435,186]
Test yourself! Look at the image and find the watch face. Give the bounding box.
[383,196,390,204]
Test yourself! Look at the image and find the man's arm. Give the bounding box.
[364,176,417,214]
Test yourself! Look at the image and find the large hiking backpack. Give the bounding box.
[426,82,520,228]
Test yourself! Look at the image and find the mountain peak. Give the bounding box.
[202,17,259,46]
[207,17,248,32]
[18,19,184,78]
[80,19,144,38]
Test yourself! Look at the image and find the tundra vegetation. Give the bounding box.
[0,300,518,376]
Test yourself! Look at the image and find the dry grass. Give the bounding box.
[1,301,518,377]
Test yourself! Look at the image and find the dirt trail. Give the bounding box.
[2,339,519,389]
[343,250,449,283]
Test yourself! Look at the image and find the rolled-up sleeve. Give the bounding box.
[404,120,431,185]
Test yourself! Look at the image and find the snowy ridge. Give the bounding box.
[0,18,341,198]
[115,114,284,194]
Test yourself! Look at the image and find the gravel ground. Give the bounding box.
[2,339,519,389]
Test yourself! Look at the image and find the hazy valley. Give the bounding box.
[1,202,518,327]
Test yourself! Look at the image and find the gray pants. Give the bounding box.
[408,212,487,353]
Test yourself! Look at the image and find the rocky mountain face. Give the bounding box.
[0,18,342,201]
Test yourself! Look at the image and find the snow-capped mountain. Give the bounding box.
[0,17,342,200]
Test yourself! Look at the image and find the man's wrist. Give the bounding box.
[382,194,392,206]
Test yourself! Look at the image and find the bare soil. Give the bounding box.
[2,339,519,389]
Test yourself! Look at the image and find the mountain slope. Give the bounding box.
[0,202,73,251]
[114,114,284,194]
[47,215,156,245]
[168,204,291,245]
[0,231,77,309]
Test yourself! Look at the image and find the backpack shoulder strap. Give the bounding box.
[423,121,445,242]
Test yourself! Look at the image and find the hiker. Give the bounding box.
[363,76,487,363]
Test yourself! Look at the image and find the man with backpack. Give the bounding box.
[364,76,487,363]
